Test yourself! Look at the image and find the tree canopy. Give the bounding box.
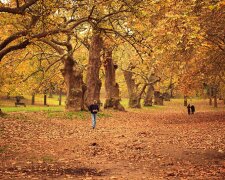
[0,0,224,109]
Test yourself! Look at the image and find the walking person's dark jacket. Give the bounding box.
[191,105,195,114]
[187,104,191,115]
[89,104,99,114]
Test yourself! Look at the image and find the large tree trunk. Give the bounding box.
[144,84,154,106]
[42,37,86,111]
[62,56,85,111]
[31,93,35,105]
[44,93,47,106]
[48,83,53,98]
[123,70,141,108]
[154,91,164,105]
[209,87,212,105]
[169,75,174,98]
[58,88,62,106]
[103,49,125,111]
[170,88,174,98]
[184,95,188,106]
[86,32,102,106]
[214,95,218,108]
[209,97,212,106]
[214,87,218,108]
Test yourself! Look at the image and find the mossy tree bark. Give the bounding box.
[144,85,154,106]
[86,32,102,107]
[42,37,86,111]
[123,70,143,108]
[61,55,86,111]
[103,48,125,111]
[154,91,164,105]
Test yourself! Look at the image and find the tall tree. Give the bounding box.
[85,31,103,106]
[103,38,125,111]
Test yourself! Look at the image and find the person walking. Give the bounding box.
[88,100,99,129]
[187,104,191,115]
[191,105,195,114]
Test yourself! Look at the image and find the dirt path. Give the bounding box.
[0,108,225,179]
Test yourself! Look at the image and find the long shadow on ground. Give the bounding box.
[1,165,108,178]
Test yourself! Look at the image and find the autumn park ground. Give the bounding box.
[0,98,225,179]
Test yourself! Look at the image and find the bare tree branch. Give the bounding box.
[0,31,28,50]
[0,0,38,14]
[0,40,30,61]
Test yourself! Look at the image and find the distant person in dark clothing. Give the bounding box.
[88,100,99,129]
[187,104,191,115]
[191,105,195,114]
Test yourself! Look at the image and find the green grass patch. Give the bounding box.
[65,112,75,119]
[74,111,87,119]
[143,105,166,110]
[42,155,54,163]
[46,111,112,120]
[46,111,89,120]
[1,106,64,113]
[120,98,129,108]
[9,113,28,121]
[64,111,88,120]
[98,112,112,118]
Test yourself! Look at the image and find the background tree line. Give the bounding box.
[0,0,224,110]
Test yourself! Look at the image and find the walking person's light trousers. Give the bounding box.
[91,113,96,129]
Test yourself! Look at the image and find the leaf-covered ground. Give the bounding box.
[0,101,225,179]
